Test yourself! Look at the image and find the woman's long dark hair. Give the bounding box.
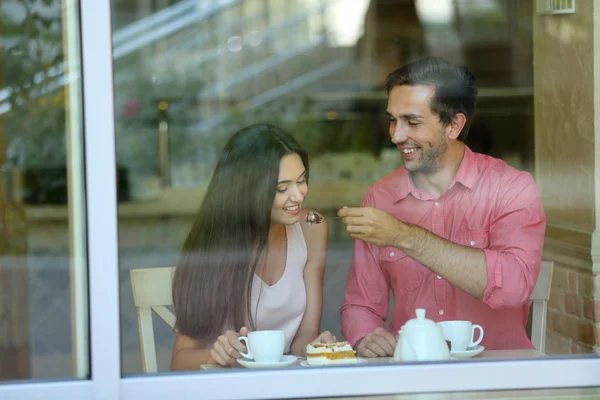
[172,123,309,341]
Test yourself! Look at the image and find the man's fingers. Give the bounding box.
[346,229,372,242]
[375,328,397,344]
[356,329,398,358]
[359,347,379,358]
[366,339,389,357]
[383,331,398,350]
[357,339,378,358]
[349,233,366,242]
[338,207,364,218]
[345,224,368,234]
[360,333,390,357]
[341,216,370,226]
[373,329,397,354]
[372,335,395,355]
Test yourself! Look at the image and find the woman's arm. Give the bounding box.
[289,214,330,357]
[170,332,214,371]
[170,328,249,370]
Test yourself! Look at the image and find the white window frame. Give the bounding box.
[1,1,600,399]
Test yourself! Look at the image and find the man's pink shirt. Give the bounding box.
[340,146,546,350]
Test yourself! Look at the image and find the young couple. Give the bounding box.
[170,56,546,370]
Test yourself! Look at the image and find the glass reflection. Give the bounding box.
[110,0,597,375]
[0,0,88,381]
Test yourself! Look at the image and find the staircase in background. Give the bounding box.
[2,0,351,131]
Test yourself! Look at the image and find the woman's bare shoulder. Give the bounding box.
[299,209,328,255]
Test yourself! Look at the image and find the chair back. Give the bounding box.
[530,261,554,353]
[130,266,176,373]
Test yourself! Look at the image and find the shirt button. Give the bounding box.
[390,252,395,257]
[435,202,440,207]
[437,275,442,279]
[439,310,445,315]
[470,240,476,246]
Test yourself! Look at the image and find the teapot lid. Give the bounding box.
[402,308,436,331]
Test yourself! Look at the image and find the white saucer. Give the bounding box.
[450,345,484,359]
[237,355,297,369]
[389,357,458,362]
[300,358,368,367]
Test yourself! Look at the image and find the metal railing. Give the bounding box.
[2,0,348,135]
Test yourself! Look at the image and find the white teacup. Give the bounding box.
[437,321,484,352]
[238,330,285,363]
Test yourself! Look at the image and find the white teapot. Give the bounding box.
[393,308,451,362]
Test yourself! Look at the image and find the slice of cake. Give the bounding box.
[305,341,357,366]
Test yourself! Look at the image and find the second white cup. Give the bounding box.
[437,321,484,352]
[238,330,285,363]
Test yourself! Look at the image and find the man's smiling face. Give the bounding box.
[387,84,449,174]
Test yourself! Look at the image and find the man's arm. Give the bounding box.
[340,191,391,348]
[479,174,546,308]
[340,173,546,308]
[338,206,487,298]
[398,226,487,298]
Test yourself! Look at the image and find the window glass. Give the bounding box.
[110,0,599,376]
[0,0,88,381]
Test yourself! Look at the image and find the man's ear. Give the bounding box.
[446,113,467,140]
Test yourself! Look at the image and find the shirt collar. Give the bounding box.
[393,168,413,203]
[450,145,477,191]
[393,145,478,203]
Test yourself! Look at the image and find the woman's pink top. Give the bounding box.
[250,222,307,353]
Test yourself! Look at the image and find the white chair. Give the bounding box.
[530,260,554,353]
[130,266,176,373]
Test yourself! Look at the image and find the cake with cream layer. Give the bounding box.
[305,341,357,365]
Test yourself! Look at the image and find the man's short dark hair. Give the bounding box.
[384,56,477,142]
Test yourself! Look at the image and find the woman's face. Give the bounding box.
[270,153,308,225]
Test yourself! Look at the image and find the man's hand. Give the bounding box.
[338,206,409,248]
[356,327,398,358]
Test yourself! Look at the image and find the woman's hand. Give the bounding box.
[310,330,337,345]
[210,326,249,366]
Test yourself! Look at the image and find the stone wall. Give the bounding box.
[533,0,600,354]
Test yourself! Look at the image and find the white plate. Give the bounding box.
[300,358,368,367]
[450,345,485,359]
[237,355,297,369]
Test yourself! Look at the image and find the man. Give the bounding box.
[338,56,546,357]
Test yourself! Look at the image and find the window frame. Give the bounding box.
[1,1,600,399]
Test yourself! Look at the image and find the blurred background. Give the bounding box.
[1,0,597,380]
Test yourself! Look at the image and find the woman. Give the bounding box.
[170,123,333,370]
